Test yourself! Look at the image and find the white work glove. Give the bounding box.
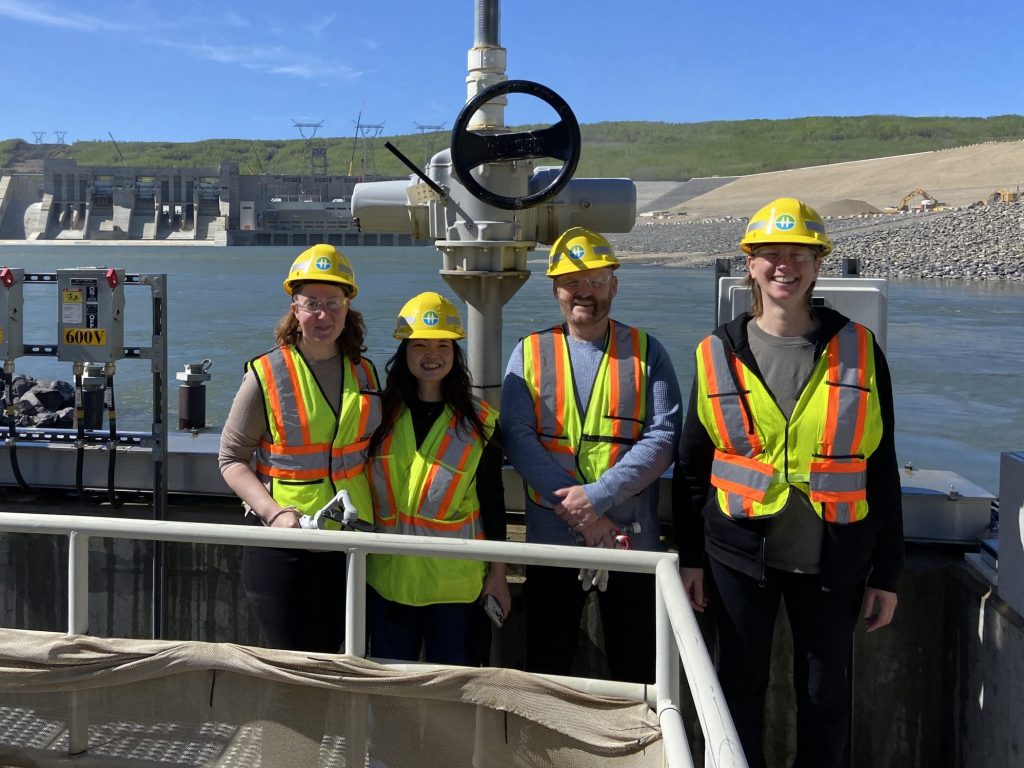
[577,531,634,592]
[578,566,609,592]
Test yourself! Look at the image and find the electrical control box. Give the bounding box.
[0,267,25,361]
[56,267,126,363]
[716,276,889,352]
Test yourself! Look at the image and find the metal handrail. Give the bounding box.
[0,512,746,767]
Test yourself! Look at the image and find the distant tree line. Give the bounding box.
[3,116,1023,181]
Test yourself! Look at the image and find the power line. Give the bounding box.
[292,119,327,175]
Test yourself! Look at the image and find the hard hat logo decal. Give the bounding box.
[775,214,796,231]
[314,256,332,271]
[422,310,440,327]
[568,244,586,260]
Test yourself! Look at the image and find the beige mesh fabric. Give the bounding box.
[0,629,663,767]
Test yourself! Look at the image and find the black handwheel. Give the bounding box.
[450,79,581,210]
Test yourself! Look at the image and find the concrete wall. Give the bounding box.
[0,174,41,239]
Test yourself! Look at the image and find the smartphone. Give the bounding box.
[482,594,505,628]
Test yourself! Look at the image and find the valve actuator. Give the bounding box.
[56,267,126,363]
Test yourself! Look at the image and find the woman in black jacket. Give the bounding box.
[673,198,903,768]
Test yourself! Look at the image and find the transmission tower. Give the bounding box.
[356,122,385,179]
[414,121,446,165]
[292,119,327,175]
[32,131,46,144]
[54,131,67,145]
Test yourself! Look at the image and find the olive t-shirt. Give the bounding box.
[746,318,824,574]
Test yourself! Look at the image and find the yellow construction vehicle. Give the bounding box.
[892,188,943,212]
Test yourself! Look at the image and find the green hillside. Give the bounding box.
[3,115,1024,179]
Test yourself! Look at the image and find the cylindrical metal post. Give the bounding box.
[345,550,367,657]
[178,383,206,430]
[465,276,504,406]
[68,531,90,756]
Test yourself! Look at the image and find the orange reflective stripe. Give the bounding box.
[255,462,329,481]
[731,363,763,455]
[397,507,481,533]
[700,339,735,454]
[552,331,566,436]
[528,333,543,429]
[260,439,332,456]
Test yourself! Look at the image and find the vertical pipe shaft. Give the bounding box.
[68,531,90,755]
[474,0,500,46]
[346,550,367,658]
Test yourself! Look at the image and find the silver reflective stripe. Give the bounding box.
[828,323,867,455]
[536,333,562,439]
[805,219,826,233]
[810,468,866,494]
[266,349,304,445]
[711,457,772,496]
[705,336,758,457]
[831,501,854,524]
[418,411,476,521]
[745,218,768,235]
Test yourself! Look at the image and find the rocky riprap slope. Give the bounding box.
[0,375,74,427]
[608,201,1024,281]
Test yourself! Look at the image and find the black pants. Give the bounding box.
[241,534,347,653]
[366,587,489,666]
[708,557,864,768]
[524,564,655,683]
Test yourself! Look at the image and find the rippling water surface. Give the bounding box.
[2,244,1021,494]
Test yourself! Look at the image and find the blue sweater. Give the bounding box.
[501,322,682,550]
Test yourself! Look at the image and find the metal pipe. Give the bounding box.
[656,559,748,767]
[345,549,367,657]
[474,0,500,47]
[67,531,90,756]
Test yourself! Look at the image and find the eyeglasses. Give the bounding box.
[293,296,350,314]
[556,276,613,291]
[752,247,820,264]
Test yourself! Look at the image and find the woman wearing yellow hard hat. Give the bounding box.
[673,198,902,767]
[364,291,509,665]
[219,243,380,652]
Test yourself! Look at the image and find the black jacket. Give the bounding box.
[672,307,904,592]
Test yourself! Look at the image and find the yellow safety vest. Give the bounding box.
[521,321,648,506]
[250,345,380,528]
[695,322,882,523]
[366,398,498,606]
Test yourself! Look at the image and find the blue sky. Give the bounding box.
[1,0,1021,144]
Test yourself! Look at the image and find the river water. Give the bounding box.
[2,244,1021,495]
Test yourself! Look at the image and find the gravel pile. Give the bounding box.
[608,201,1024,281]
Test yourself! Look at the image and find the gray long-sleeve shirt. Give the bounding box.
[500,322,682,550]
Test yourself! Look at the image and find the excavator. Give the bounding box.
[888,188,943,213]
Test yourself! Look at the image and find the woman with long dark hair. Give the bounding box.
[365,291,509,665]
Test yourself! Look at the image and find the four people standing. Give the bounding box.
[221,213,903,763]
[673,198,903,767]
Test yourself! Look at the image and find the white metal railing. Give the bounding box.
[0,512,747,767]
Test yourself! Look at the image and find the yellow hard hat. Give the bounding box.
[546,227,620,278]
[394,292,465,340]
[283,244,359,297]
[739,198,833,257]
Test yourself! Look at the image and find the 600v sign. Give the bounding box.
[63,328,108,345]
